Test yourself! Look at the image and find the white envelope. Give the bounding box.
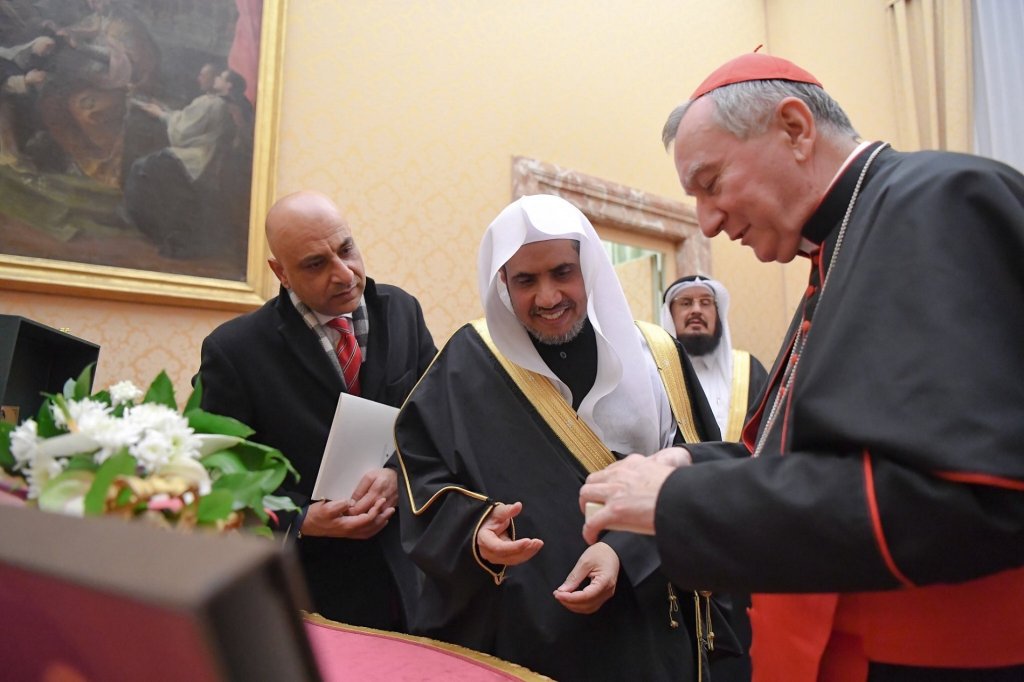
[311,393,399,502]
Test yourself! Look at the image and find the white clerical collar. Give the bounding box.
[828,140,875,190]
[798,238,820,256]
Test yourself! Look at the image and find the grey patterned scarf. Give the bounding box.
[288,289,369,383]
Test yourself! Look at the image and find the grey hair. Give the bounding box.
[662,80,859,149]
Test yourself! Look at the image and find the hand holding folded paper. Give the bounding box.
[312,393,400,502]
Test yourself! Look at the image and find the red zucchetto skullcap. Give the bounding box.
[690,52,822,100]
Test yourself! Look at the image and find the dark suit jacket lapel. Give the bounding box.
[359,278,389,403]
[273,290,345,395]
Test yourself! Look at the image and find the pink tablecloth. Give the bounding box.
[304,615,550,682]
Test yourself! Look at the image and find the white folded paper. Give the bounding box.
[311,393,399,502]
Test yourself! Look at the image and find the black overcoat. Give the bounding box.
[199,278,436,628]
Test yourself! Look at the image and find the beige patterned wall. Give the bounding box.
[755,0,901,362]
[274,0,899,364]
[1,1,901,398]
[273,0,768,348]
[0,290,235,402]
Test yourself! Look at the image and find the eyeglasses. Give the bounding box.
[671,296,714,310]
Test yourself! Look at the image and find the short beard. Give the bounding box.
[528,316,587,345]
[680,332,719,356]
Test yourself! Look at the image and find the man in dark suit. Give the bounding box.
[197,190,437,630]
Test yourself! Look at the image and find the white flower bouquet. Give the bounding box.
[0,365,298,536]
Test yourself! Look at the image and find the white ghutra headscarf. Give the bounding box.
[478,194,673,455]
[660,276,733,436]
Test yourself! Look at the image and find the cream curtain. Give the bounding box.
[971,0,1024,172]
[886,0,972,152]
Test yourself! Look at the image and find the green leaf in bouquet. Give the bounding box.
[91,390,113,409]
[214,469,279,503]
[201,451,248,476]
[262,493,301,513]
[73,363,96,401]
[143,371,177,410]
[214,445,289,494]
[184,375,203,415]
[203,444,291,496]
[212,470,279,521]
[230,449,289,494]
[38,395,63,438]
[268,448,299,483]
[37,470,93,513]
[186,409,255,438]
[114,486,135,508]
[228,440,299,483]
[84,453,137,515]
[0,422,13,472]
[196,489,234,523]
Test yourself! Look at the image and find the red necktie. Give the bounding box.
[326,317,361,395]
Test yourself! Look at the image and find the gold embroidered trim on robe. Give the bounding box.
[726,349,752,442]
[635,321,702,445]
[472,319,705,473]
[393,327,517,584]
[471,319,615,474]
[401,320,709,584]
[395,339,491,516]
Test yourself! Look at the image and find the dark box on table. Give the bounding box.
[0,506,322,681]
[0,314,100,423]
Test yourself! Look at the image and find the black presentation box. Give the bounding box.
[0,315,100,422]
[0,506,322,682]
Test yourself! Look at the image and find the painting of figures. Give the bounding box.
[0,0,269,286]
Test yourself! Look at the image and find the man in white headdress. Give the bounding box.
[661,276,768,442]
[662,275,768,682]
[393,194,734,682]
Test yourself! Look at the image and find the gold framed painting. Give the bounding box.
[0,0,287,310]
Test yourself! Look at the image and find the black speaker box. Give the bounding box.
[0,315,100,422]
[0,505,322,681]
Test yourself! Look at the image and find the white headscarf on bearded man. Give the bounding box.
[660,275,733,436]
[478,194,676,455]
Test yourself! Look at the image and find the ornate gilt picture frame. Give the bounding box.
[0,0,286,310]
